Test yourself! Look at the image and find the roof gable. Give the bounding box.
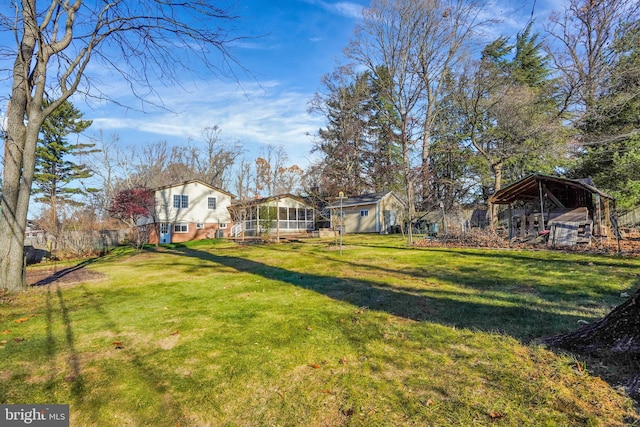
[152,180,235,198]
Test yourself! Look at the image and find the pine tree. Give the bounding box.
[33,99,95,239]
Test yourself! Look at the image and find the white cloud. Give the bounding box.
[303,0,365,19]
[88,79,323,167]
[330,2,365,19]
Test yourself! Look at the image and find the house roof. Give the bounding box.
[151,179,235,198]
[489,173,614,205]
[326,191,405,208]
[230,193,312,207]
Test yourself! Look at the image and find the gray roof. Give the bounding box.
[327,191,404,208]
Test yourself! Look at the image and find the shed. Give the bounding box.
[327,191,405,234]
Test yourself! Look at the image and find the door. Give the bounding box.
[384,210,397,233]
[159,223,171,244]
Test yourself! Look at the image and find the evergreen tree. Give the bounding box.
[310,68,403,197]
[33,99,95,237]
[457,27,565,216]
[366,66,404,193]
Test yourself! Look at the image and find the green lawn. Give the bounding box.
[1,235,638,426]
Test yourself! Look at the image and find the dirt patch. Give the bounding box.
[26,265,105,287]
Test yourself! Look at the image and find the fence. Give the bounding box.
[618,207,640,227]
[25,229,127,264]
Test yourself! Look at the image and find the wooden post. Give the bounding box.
[508,204,513,240]
[276,198,280,243]
[595,194,602,237]
[605,199,611,242]
[538,180,545,229]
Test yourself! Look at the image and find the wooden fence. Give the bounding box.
[618,207,640,227]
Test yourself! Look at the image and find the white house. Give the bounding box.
[140,180,235,244]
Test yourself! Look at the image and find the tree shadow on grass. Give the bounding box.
[166,245,599,342]
[41,280,195,424]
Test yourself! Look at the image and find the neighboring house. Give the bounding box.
[327,191,405,234]
[140,180,234,244]
[229,194,316,237]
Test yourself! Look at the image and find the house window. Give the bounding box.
[360,210,369,217]
[196,223,205,229]
[288,207,298,220]
[208,197,217,210]
[173,195,188,209]
[160,223,169,234]
[219,223,227,229]
[174,223,188,233]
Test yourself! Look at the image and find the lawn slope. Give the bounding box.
[1,235,638,426]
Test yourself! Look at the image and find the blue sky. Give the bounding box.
[82,0,373,168]
[1,0,560,169]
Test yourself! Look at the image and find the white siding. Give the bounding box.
[155,181,232,224]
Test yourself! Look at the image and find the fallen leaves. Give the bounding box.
[112,341,125,350]
[341,407,354,417]
[1,329,11,335]
[488,410,504,420]
[14,317,29,323]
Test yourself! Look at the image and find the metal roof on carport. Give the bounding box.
[489,173,614,205]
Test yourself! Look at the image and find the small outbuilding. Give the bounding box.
[327,191,405,234]
[489,173,617,246]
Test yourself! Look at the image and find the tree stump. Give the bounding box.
[539,288,640,401]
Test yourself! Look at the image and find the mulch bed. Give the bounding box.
[26,265,106,287]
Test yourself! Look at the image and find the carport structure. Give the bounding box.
[489,173,617,245]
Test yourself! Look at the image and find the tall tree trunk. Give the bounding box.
[421,122,432,210]
[0,10,43,291]
[402,132,415,245]
[1,119,42,291]
[489,161,503,228]
[1,125,28,291]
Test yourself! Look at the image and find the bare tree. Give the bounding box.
[254,145,301,196]
[233,157,255,201]
[0,0,249,291]
[545,0,640,126]
[344,0,489,243]
[86,132,139,217]
[190,126,244,189]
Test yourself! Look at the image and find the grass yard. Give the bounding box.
[1,235,639,426]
